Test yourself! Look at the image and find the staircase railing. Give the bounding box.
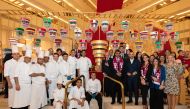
[103,75,125,109]
[64,75,85,109]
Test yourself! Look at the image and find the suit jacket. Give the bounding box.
[140,64,153,85]
[124,58,140,77]
[102,58,113,77]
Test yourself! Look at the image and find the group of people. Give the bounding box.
[102,46,190,109]
[3,45,105,109]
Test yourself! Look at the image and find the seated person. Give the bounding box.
[68,79,89,109]
[53,78,65,109]
[86,72,102,109]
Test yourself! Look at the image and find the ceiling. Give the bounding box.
[0,0,190,29]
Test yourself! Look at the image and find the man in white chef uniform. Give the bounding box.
[68,49,78,79]
[68,79,89,109]
[77,50,92,87]
[4,46,20,108]
[44,51,50,65]
[18,45,26,62]
[53,77,65,109]
[13,49,32,109]
[46,53,60,105]
[58,53,72,85]
[30,50,47,109]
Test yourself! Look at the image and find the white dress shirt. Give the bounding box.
[68,86,85,100]
[68,56,78,77]
[77,57,92,73]
[86,79,101,94]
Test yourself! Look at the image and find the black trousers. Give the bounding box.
[86,92,102,109]
[127,76,139,103]
[111,76,122,102]
[141,85,149,105]
[104,78,111,96]
[11,106,29,109]
[150,89,164,109]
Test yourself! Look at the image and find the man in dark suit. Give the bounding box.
[119,46,128,60]
[125,51,140,105]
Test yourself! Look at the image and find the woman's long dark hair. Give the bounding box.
[135,51,143,62]
[142,53,150,67]
[153,58,161,69]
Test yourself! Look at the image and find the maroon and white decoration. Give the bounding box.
[79,39,87,50]
[60,28,67,38]
[54,38,62,48]
[21,17,30,28]
[117,30,125,40]
[101,20,109,32]
[170,32,179,42]
[140,31,148,40]
[38,28,46,38]
[130,30,138,40]
[150,31,158,41]
[160,31,167,42]
[90,20,98,32]
[106,30,114,41]
[49,28,57,39]
[26,28,35,38]
[111,40,120,50]
[85,29,93,42]
[135,41,143,51]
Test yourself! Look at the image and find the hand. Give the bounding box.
[127,73,131,76]
[8,82,13,89]
[77,99,81,105]
[159,85,165,90]
[141,79,146,85]
[116,72,121,77]
[48,80,52,84]
[152,76,158,82]
[81,100,84,106]
[15,84,20,91]
[132,72,137,76]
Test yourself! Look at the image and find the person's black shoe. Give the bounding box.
[135,102,138,105]
[126,100,133,103]
[117,101,122,104]
[111,101,115,104]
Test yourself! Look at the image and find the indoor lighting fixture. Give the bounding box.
[160,4,163,6]
[156,19,165,22]
[169,15,174,18]
[9,0,16,2]
[18,3,24,6]
[21,0,45,11]
[62,0,90,20]
[137,0,164,13]
[88,0,97,9]
[178,16,185,19]
[14,1,20,4]
[176,10,190,15]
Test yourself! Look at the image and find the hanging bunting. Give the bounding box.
[165,22,173,31]
[54,38,62,48]
[79,39,87,50]
[60,28,67,38]
[74,28,82,39]
[139,31,148,40]
[34,38,41,47]
[175,41,182,50]
[90,20,98,32]
[111,40,120,50]
[129,30,138,40]
[26,28,35,39]
[69,18,77,30]
[135,41,143,51]
[21,17,30,28]
[49,28,57,39]
[170,32,179,41]
[15,28,24,38]
[117,30,125,40]
[106,30,114,41]
[160,31,167,42]
[144,22,153,32]
[150,31,158,41]
[43,17,52,28]
[9,38,18,46]
[101,20,109,32]
[85,29,93,42]
[121,20,129,30]
[38,28,46,38]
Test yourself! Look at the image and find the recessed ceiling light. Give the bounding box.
[14,1,20,4]
[18,3,24,6]
[163,2,167,4]
[160,4,163,6]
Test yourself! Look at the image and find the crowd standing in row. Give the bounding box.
[3,44,190,109]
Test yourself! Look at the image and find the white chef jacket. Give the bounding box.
[45,60,59,99]
[4,58,19,107]
[58,56,63,63]
[59,60,72,85]
[49,55,53,62]
[77,57,92,85]
[86,79,101,94]
[53,88,65,109]
[68,56,78,78]
[68,86,89,109]
[30,63,47,109]
[13,61,32,108]
[18,56,24,62]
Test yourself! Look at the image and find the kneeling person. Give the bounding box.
[68,79,89,109]
[86,72,102,109]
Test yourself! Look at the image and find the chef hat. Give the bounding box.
[57,76,63,84]
[25,50,32,57]
[11,45,19,53]
[38,50,44,58]
[44,51,50,57]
